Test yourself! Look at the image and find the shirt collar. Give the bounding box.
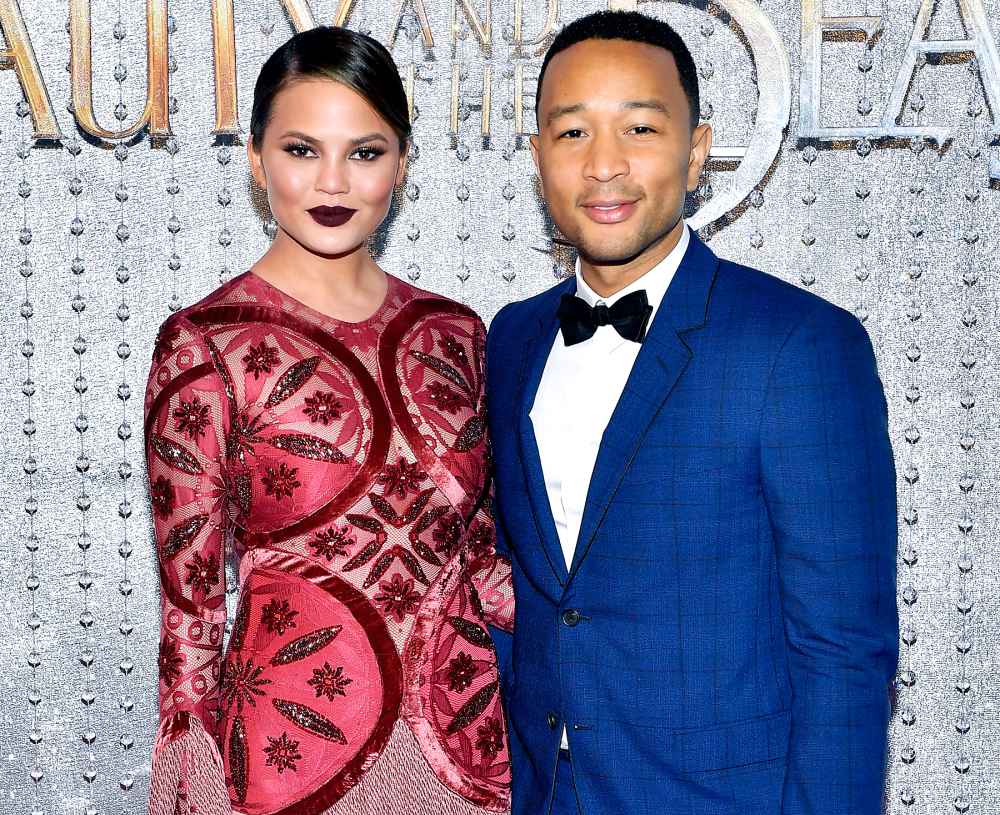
[574,222,690,323]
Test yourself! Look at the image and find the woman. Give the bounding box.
[146,26,513,815]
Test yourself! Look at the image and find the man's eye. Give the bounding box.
[630,126,656,135]
[559,129,584,139]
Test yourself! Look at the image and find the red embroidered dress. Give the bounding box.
[144,271,514,815]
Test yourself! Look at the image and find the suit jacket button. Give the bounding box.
[562,609,582,627]
[547,712,559,730]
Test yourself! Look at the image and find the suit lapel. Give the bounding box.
[568,231,720,580]
[516,281,574,586]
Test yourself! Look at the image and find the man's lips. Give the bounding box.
[580,199,638,224]
[307,205,357,227]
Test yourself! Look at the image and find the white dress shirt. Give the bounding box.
[529,223,690,748]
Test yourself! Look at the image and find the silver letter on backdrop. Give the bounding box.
[608,0,791,230]
[799,0,883,139]
[69,0,171,141]
[802,0,1000,147]
[882,0,1000,143]
[0,0,62,140]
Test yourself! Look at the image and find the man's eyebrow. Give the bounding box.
[546,103,586,127]
[545,99,671,127]
[622,99,671,117]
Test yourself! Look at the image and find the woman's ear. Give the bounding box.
[395,141,409,187]
[247,136,267,190]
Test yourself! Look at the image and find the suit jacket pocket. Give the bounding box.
[670,709,791,775]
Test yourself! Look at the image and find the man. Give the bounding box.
[485,10,898,815]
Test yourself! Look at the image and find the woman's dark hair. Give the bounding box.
[250,26,411,150]
[536,11,701,131]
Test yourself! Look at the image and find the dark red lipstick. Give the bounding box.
[308,205,357,227]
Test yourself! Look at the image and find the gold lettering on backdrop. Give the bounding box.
[0,0,61,140]
[451,64,493,135]
[212,0,238,136]
[453,0,491,49]
[513,0,559,51]
[609,0,791,230]
[274,0,317,31]
[389,0,435,47]
[69,0,171,141]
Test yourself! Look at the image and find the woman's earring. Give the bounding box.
[264,217,278,240]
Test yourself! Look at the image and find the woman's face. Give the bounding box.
[248,77,407,258]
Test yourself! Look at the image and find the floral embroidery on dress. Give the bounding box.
[242,340,280,379]
[149,475,175,519]
[303,390,343,425]
[262,462,301,500]
[263,732,302,774]
[427,380,468,414]
[377,457,428,499]
[308,662,352,701]
[467,521,495,561]
[173,395,211,439]
[184,551,220,596]
[446,652,476,693]
[475,717,504,759]
[309,525,356,560]
[222,657,272,713]
[374,573,422,623]
[158,635,184,687]
[433,513,464,555]
[261,599,299,635]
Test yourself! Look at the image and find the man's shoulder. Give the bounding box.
[712,256,863,339]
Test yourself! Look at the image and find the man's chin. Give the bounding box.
[576,239,648,268]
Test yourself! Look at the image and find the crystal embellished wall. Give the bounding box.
[0,1,997,814]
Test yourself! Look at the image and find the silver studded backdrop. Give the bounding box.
[1,1,998,814]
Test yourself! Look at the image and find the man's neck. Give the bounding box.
[579,219,685,299]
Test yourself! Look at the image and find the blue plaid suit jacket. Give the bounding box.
[485,231,898,815]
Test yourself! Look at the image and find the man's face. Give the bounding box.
[530,39,711,266]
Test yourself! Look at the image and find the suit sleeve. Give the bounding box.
[145,314,232,815]
[759,304,899,815]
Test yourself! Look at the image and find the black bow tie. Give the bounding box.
[557,289,653,347]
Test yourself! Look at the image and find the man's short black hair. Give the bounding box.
[535,10,701,131]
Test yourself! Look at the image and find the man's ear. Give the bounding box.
[529,133,541,175]
[247,136,266,190]
[686,123,713,192]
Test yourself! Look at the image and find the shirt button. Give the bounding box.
[562,609,582,627]
[547,712,559,730]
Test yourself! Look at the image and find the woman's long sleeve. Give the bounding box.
[144,314,233,815]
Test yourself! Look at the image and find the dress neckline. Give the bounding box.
[243,268,399,327]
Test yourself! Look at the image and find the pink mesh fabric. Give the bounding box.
[145,272,513,815]
[149,711,232,815]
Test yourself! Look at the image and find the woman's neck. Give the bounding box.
[251,228,388,322]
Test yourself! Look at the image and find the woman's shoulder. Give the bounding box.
[392,274,485,330]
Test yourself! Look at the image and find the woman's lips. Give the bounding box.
[307,205,357,227]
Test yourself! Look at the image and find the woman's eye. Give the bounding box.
[353,146,385,161]
[284,143,314,158]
